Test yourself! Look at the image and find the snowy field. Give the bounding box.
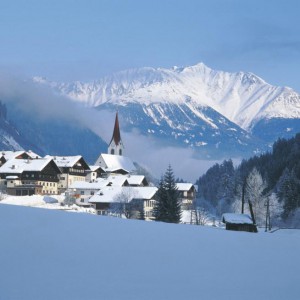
[0,204,300,300]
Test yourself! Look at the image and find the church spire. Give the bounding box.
[110,111,121,146]
[108,111,124,156]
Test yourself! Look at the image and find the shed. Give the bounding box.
[222,213,257,233]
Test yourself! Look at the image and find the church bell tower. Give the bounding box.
[108,112,124,156]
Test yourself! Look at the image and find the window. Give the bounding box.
[119,149,122,155]
[90,191,94,195]
[80,191,84,195]
[80,198,84,203]
[111,149,115,155]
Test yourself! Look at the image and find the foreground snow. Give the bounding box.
[0,194,96,214]
[0,204,299,300]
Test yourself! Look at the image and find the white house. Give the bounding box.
[89,186,157,220]
[176,183,197,210]
[48,155,90,192]
[85,165,104,182]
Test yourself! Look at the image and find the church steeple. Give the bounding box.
[108,112,124,156]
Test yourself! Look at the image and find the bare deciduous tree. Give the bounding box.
[110,188,143,219]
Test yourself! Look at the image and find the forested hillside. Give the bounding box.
[197,133,300,227]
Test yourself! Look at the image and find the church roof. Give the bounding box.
[96,154,136,173]
[109,112,122,146]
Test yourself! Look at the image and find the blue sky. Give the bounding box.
[1,0,300,91]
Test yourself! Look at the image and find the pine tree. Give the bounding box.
[277,168,300,219]
[154,165,181,223]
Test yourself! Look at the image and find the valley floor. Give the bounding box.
[0,203,299,300]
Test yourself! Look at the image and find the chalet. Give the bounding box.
[89,186,157,220]
[176,183,196,210]
[0,157,61,195]
[48,155,90,193]
[222,213,258,233]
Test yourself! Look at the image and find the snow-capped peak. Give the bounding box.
[36,63,300,130]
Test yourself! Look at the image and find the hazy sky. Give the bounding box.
[1,0,300,91]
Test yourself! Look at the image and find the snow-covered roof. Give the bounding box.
[222,213,253,225]
[47,155,88,169]
[106,174,129,187]
[132,186,157,199]
[89,186,157,203]
[70,174,145,192]
[176,183,194,191]
[0,151,26,161]
[96,154,136,173]
[88,165,102,172]
[26,150,41,159]
[70,179,108,190]
[127,175,146,186]
[0,157,55,174]
[0,150,41,161]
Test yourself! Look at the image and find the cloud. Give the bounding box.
[0,71,116,143]
[122,131,222,182]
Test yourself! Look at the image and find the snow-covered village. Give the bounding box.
[1,1,300,300]
[0,112,198,224]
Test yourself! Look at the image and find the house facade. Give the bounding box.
[176,183,197,210]
[0,157,61,195]
[89,186,157,220]
[49,156,90,193]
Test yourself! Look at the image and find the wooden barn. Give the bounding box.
[222,213,258,233]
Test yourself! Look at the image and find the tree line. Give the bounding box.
[197,133,300,228]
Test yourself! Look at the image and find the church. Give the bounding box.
[94,112,136,175]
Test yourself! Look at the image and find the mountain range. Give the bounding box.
[34,63,300,158]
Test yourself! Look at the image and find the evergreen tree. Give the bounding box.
[154,165,181,223]
[277,168,300,219]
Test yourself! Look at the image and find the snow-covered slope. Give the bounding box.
[37,63,300,131]
[1,204,299,300]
